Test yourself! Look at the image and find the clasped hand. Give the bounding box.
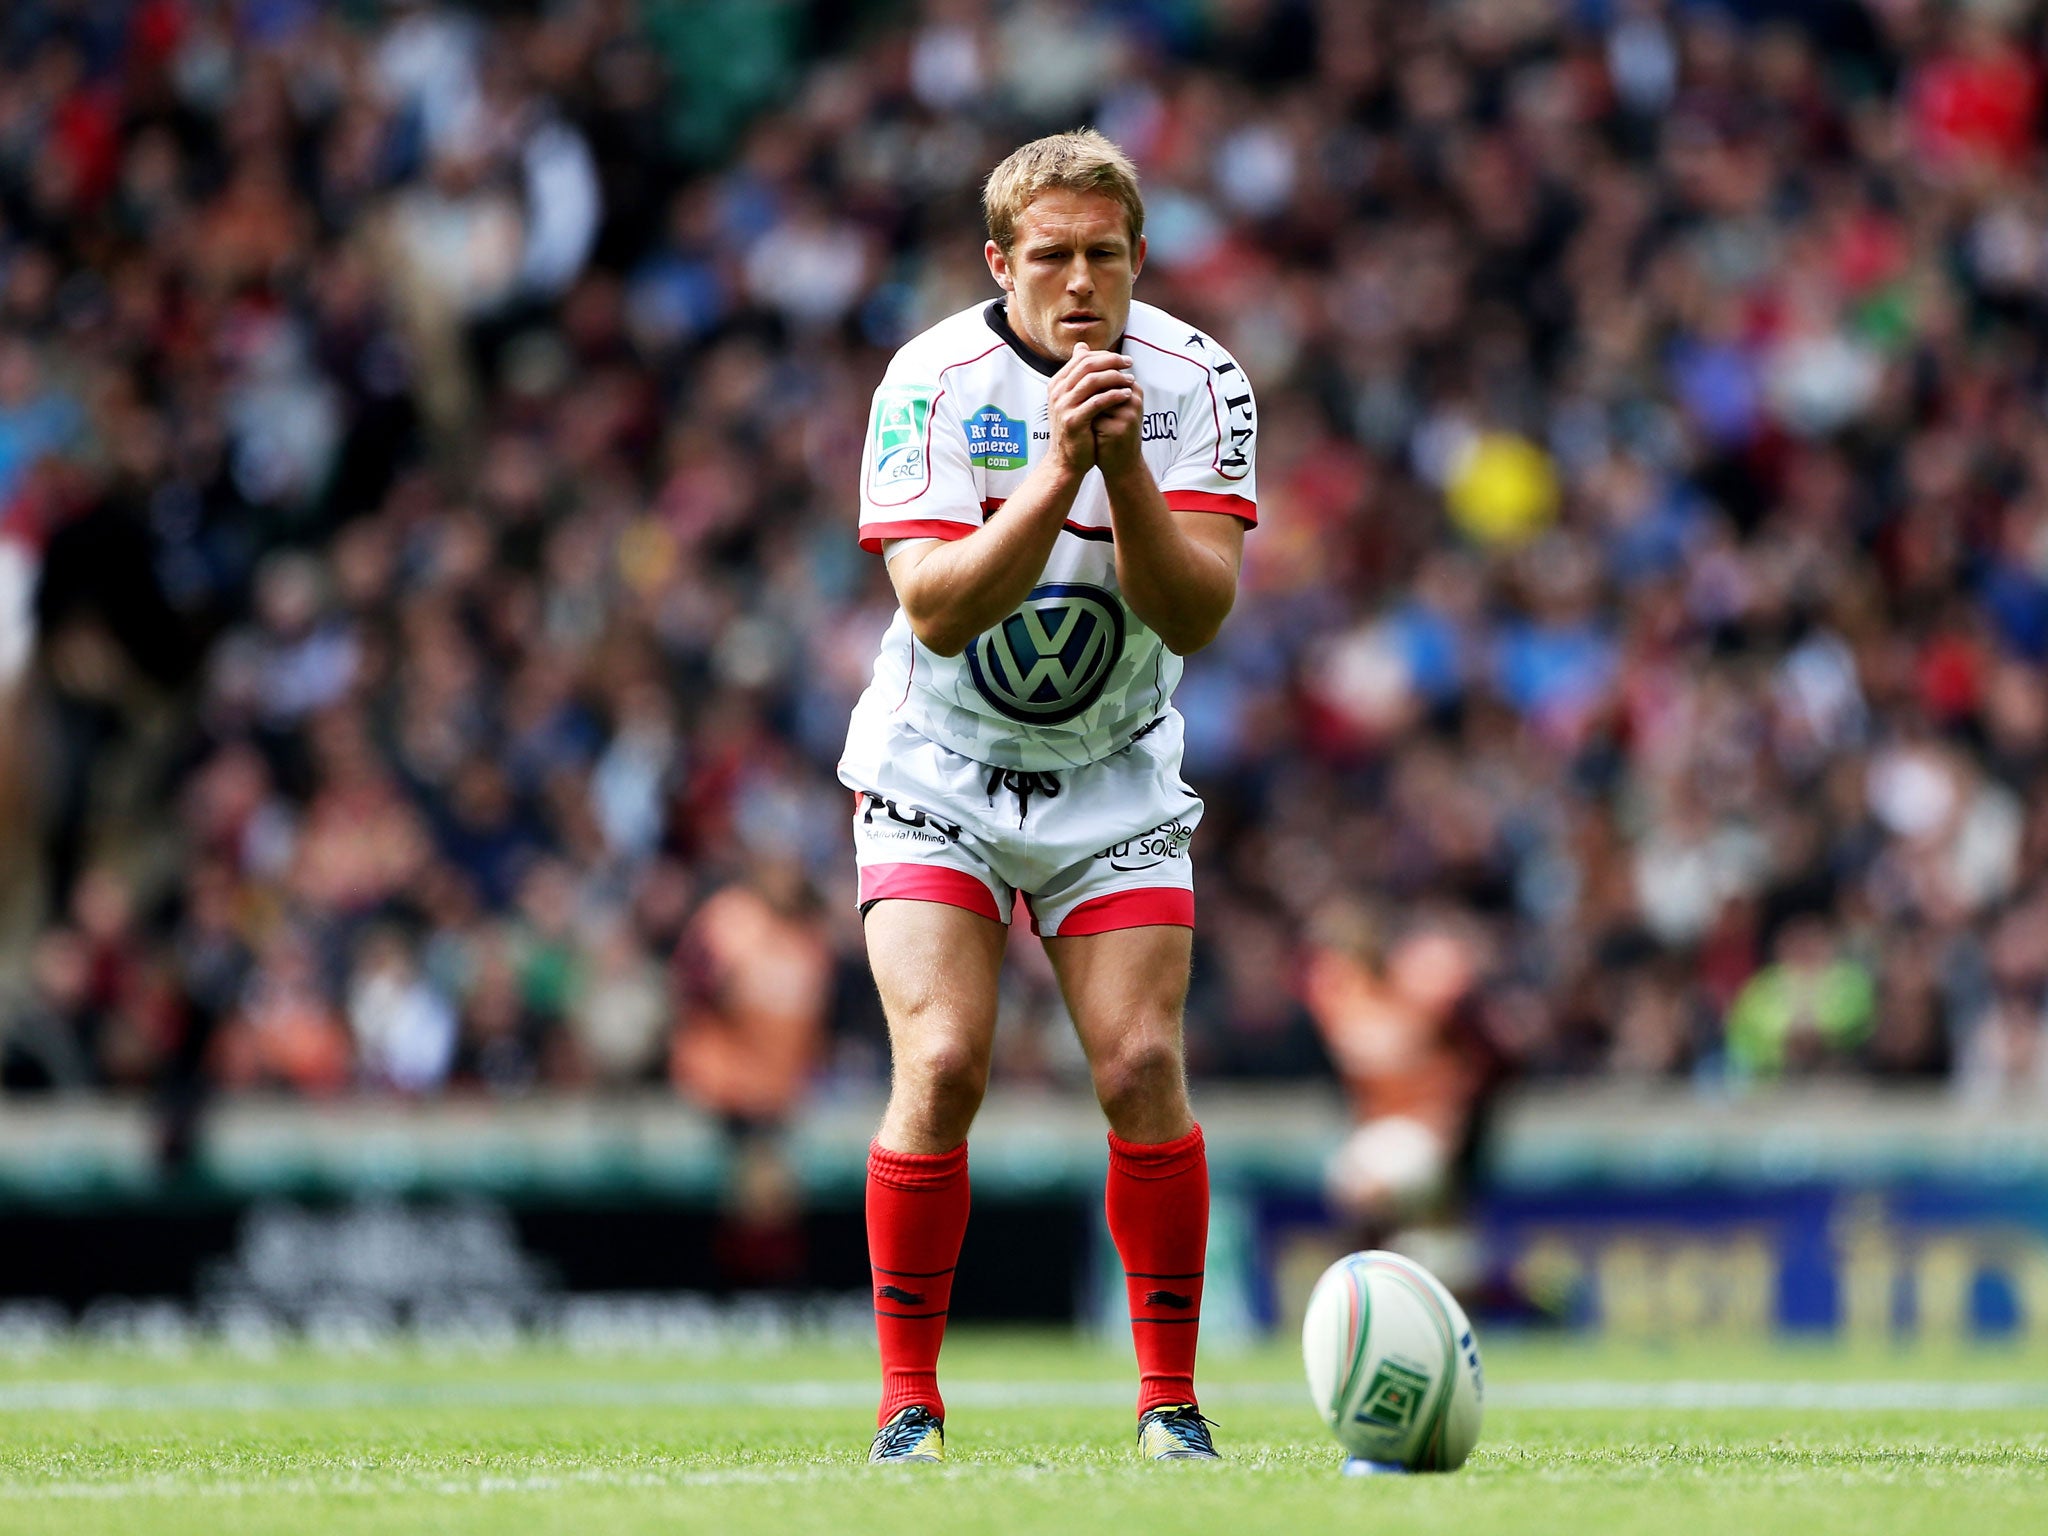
[1046,342,1144,477]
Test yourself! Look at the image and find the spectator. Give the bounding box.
[348,925,459,1093]
[671,861,830,1132]
[1304,902,1494,1227]
[215,927,352,1096]
[1956,902,2048,1102]
[1725,914,1878,1078]
[570,915,670,1086]
[1,930,98,1090]
[452,930,546,1093]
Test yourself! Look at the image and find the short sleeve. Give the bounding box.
[857,375,982,554]
[1157,340,1258,526]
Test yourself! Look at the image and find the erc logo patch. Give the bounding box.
[965,404,1028,470]
[867,385,931,502]
[966,583,1125,724]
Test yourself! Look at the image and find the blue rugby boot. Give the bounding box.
[1137,1404,1220,1461]
[868,1404,945,1464]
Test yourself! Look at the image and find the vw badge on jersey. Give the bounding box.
[966,583,1126,724]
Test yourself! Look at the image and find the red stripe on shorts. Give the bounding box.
[1052,888,1195,936]
[859,863,1003,921]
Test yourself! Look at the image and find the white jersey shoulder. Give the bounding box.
[849,298,1258,772]
[1121,301,1259,502]
[857,307,1011,531]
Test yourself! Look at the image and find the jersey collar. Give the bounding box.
[983,299,1123,378]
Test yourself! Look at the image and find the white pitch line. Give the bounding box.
[0,1378,2045,1414]
[0,1380,877,1413]
[0,1465,849,1502]
[1,1461,1116,1503]
[1495,1381,2048,1411]
[0,1380,1133,1413]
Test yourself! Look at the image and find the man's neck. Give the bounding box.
[984,298,1123,377]
[985,298,1061,378]
[1002,298,1061,366]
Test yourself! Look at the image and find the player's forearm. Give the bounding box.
[1101,465,1238,654]
[892,462,1084,656]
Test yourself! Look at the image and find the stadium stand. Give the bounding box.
[2,0,2046,1145]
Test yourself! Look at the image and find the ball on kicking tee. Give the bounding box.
[1301,1249,1484,1473]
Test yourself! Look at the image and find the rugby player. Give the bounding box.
[841,130,1258,1464]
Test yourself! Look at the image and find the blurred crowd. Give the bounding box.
[5,0,2048,1137]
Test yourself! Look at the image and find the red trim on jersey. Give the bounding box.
[1163,490,1258,526]
[859,518,978,554]
[1051,887,1196,936]
[942,339,1015,381]
[981,498,1004,515]
[859,863,1004,922]
[1124,331,1211,377]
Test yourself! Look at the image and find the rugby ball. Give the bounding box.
[1301,1249,1484,1472]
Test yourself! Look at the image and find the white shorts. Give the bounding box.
[838,703,1203,936]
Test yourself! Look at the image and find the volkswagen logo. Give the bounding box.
[965,583,1126,724]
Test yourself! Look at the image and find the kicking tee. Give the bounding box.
[852,298,1258,771]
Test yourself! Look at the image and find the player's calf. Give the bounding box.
[867,1140,971,1432]
[1105,1123,1210,1423]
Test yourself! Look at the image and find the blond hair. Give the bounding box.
[983,130,1144,253]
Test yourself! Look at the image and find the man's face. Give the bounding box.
[986,188,1144,360]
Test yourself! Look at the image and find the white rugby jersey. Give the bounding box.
[851,297,1258,771]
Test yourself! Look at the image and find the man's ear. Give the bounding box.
[985,238,1013,292]
[1131,234,1146,280]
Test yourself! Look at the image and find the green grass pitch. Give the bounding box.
[1,1331,2044,1535]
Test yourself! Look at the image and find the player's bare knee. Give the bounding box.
[896,1033,990,1114]
[1090,1030,1186,1125]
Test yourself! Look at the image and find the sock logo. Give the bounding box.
[876,1284,927,1306]
[1143,1290,1194,1310]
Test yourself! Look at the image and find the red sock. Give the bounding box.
[1105,1123,1209,1416]
[866,1140,971,1424]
